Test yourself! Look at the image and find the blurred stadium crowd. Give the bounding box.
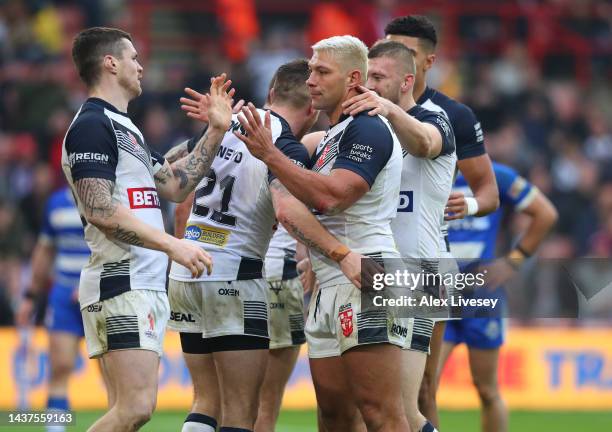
[0,0,610,324]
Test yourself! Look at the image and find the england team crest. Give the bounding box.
[338,303,354,337]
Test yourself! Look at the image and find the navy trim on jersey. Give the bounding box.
[407,105,455,158]
[236,257,264,280]
[282,259,298,280]
[151,150,165,168]
[417,87,485,160]
[267,111,311,183]
[65,98,119,182]
[331,111,394,187]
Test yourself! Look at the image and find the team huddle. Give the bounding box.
[18,13,559,432]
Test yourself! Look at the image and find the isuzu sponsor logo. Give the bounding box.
[128,187,160,209]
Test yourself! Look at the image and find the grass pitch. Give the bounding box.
[2,409,610,431]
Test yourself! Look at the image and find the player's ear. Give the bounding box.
[347,69,362,89]
[103,54,118,75]
[402,73,415,93]
[267,88,275,105]
[424,53,436,71]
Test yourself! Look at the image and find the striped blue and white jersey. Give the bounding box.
[39,187,90,288]
[448,162,537,262]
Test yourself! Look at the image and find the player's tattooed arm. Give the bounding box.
[270,179,375,289]
[270,180,341,259]
[154,74,233,202]
[75,178,118,219]
[74,178,144,247]
[163,139,191,164]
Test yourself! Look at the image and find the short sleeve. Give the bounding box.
[331,115,394,187]
[268,134,311,183]
[150,151,166,175]
[66,115,118,181]
[414,110,455,158]
[452,104,486,160]
[496,164,536,210]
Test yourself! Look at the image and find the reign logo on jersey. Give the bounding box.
[128,187,160,209]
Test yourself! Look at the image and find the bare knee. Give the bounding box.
[118,395,155,429]
[49,357,74,384]
[473,379,499,407]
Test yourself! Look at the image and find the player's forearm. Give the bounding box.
[165,126,225,202]
[163,139,191,163]
[517,193,558,255]
[387,103,437,158]
[75,177,176,252]
[265,149,345,214]
[174,191,194,238]
[271,184,347,261]
[28,242,54,295]
[93,204,175,252]
[457,155,500,216]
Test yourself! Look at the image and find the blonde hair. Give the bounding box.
[312,35,368,80]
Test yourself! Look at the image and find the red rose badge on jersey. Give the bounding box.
[338,303,354,337]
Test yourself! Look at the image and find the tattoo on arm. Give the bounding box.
[284,221,329,258]
[172,167,189,189]
[270,179,330,258]
[153,163,172,185]
[171,130,219,191]
[74,178,145,247]
[110,224,144,247]
[163,140,190,163]
[74,178,117,219]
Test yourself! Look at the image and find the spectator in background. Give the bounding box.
[0,198,25,320]
[19,163,54,243]
[247,28,303,105]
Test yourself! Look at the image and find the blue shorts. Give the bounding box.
[444,317,505,349]
[46,284,84,337]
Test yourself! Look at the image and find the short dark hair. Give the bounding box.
[368,40,416,74]
[72,27,133,88]
[384,15,437,51]
[268,59,311,109]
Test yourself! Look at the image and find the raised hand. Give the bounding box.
[180,73,236,128]
[205,73,234,131]
[234,103,276,161]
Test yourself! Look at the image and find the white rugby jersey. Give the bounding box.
[310,111,403,288]
[61,98,167,308]
[265,225,298,281]
[417,87,486,253]
[170,110,309,282]
[391,105,456,262]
